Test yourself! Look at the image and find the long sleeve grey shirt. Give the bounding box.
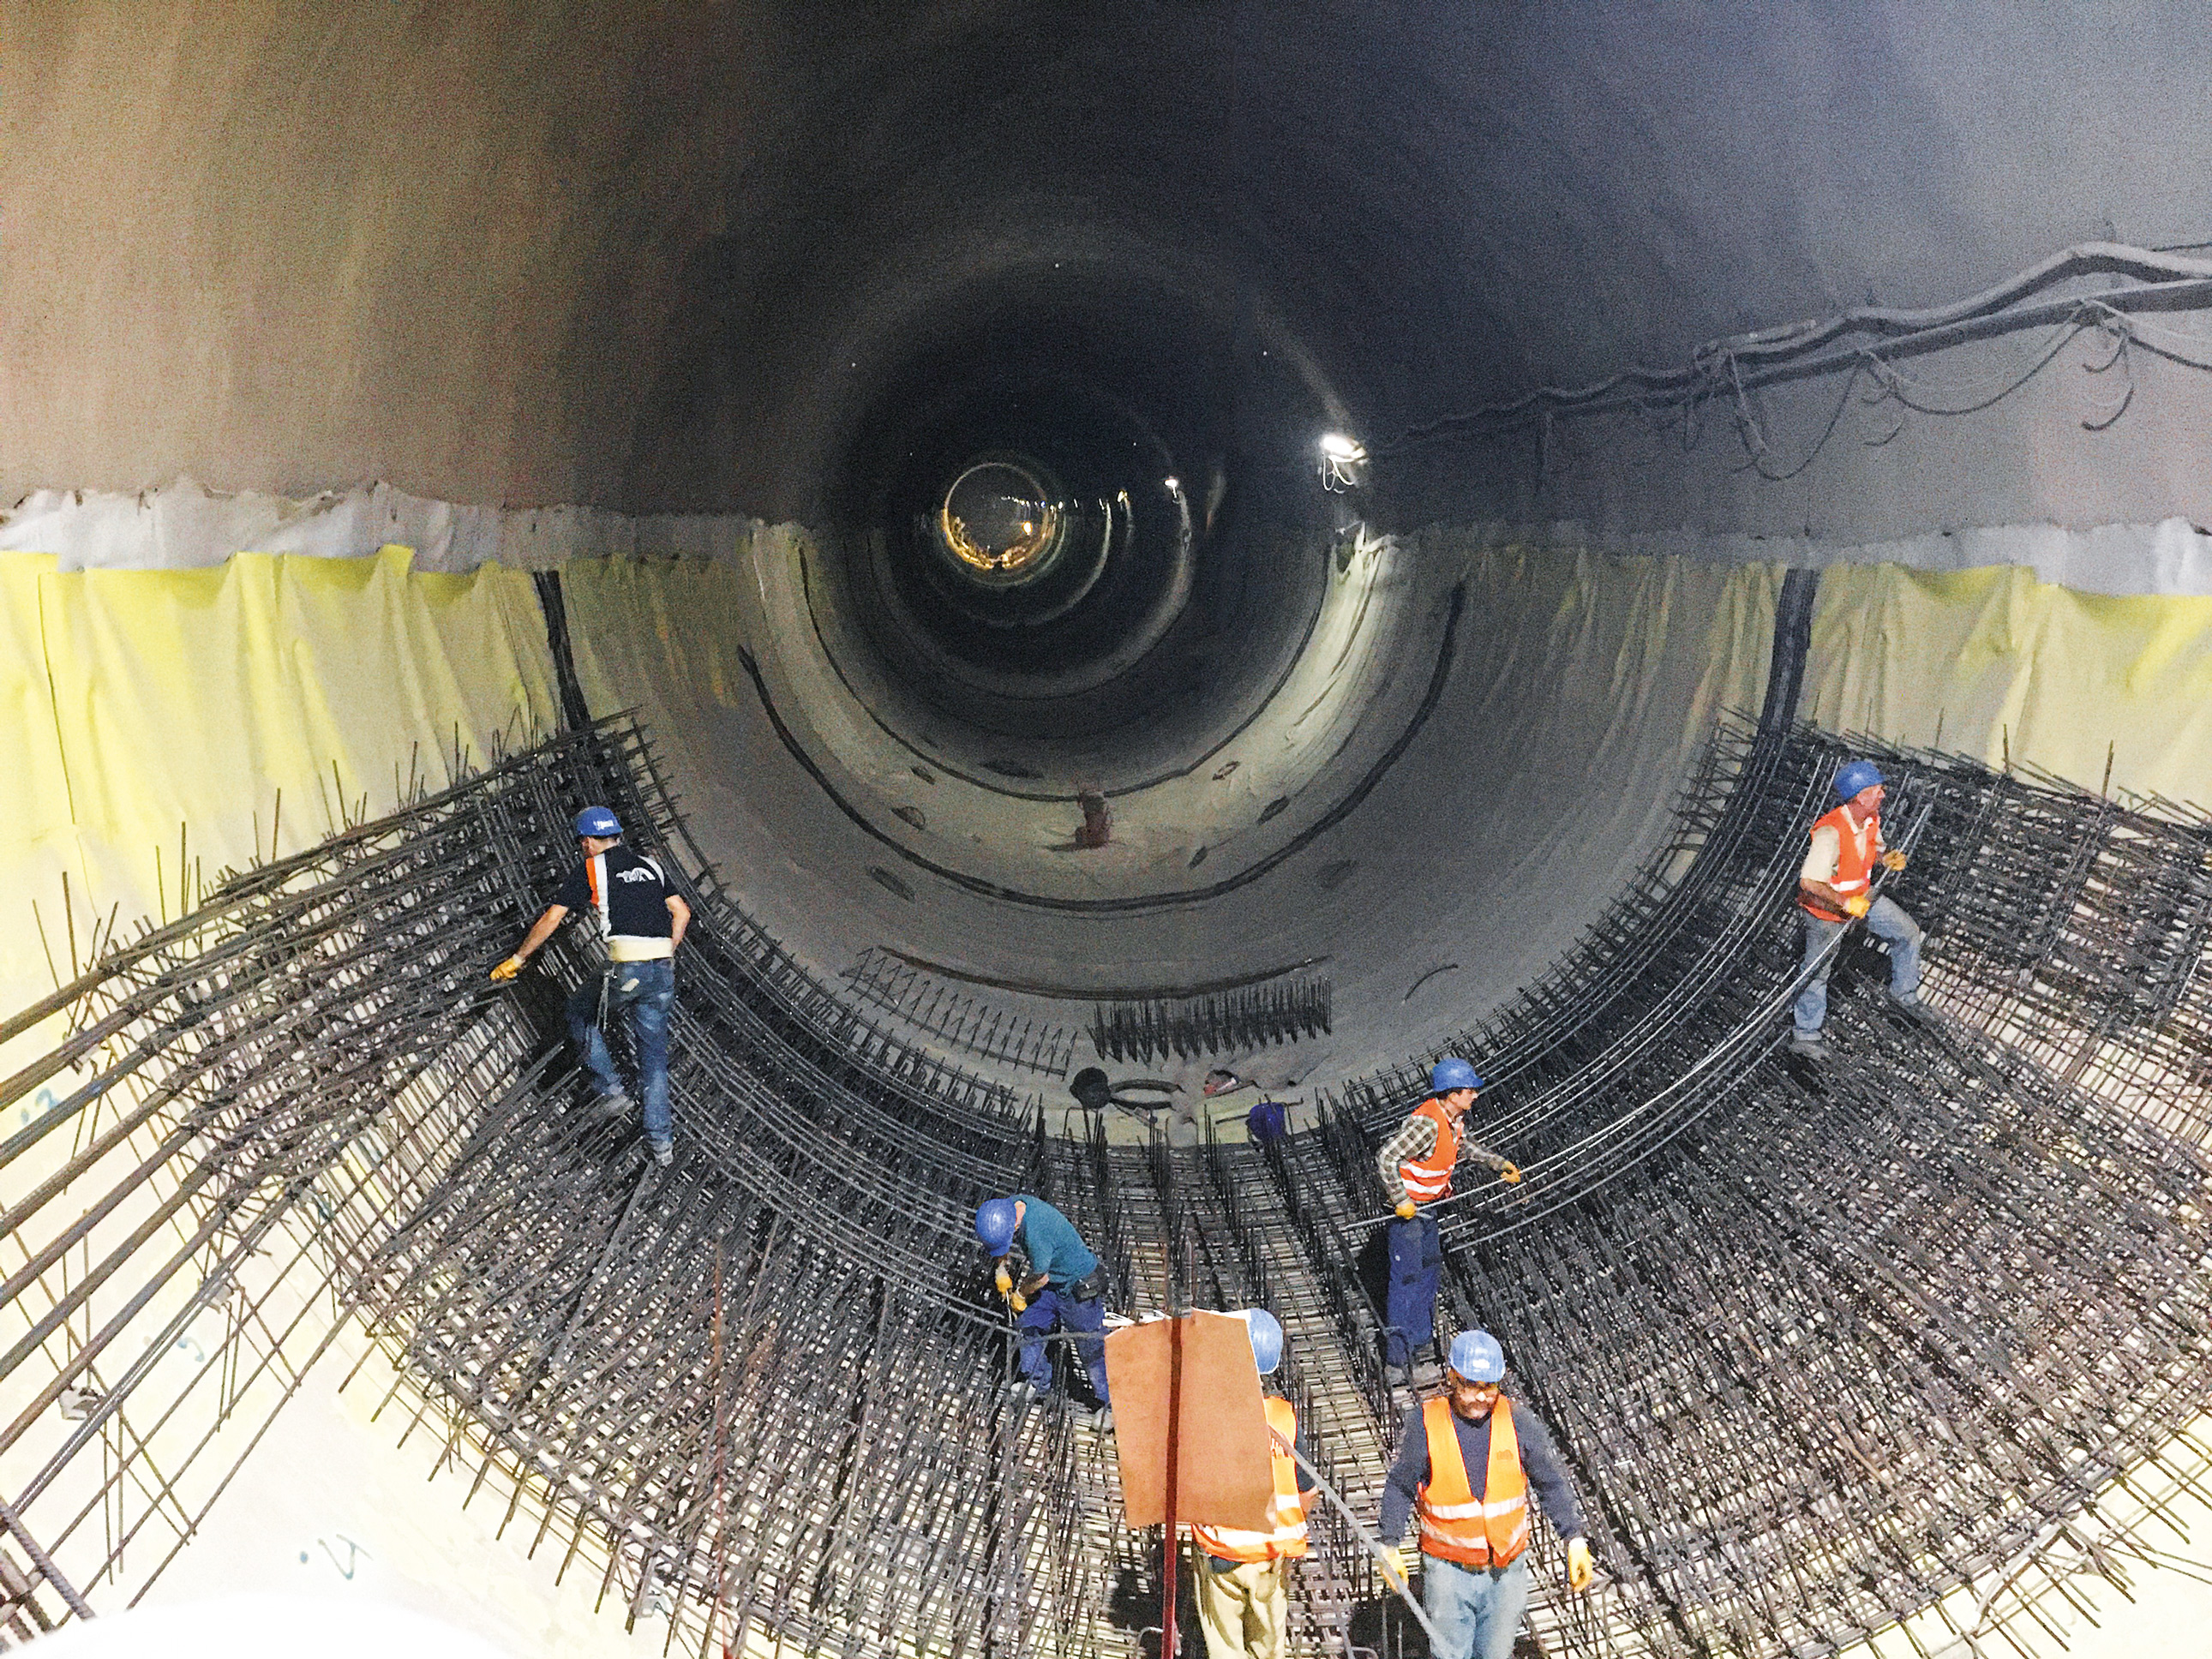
[1378,1399,1586,1545]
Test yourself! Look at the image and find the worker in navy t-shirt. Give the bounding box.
[491,806,692,1166]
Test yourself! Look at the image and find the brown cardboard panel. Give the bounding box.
[1106,1311,1274,1530]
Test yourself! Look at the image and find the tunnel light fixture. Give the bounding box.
[1318,432,1367,492]
[1163,476,1178,491]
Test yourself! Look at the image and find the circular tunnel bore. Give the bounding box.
[933,458,1063,587]
[809,263,1351,767]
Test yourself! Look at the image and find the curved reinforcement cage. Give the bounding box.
[3,713,2209,1658]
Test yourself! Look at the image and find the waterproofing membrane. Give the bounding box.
[0,547,555,1070]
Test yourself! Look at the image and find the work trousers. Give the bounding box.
[1422,1554,1530,1659]
[1384,1211,1442,1370]
[1016,1284,1112,1404]
[566,961,675,1148]
[1193,1553,1288,1659]
[1794,897,1921,1037]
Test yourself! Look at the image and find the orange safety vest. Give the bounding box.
[1398,1098,1461,1203]
[1800,804,1881,922]
[1192,1396,1310,1563]
[1416,1395,1530,1568]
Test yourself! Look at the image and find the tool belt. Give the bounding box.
[1068,1267,1106,1303]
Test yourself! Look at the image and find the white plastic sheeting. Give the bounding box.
[12,477,2212,594]
[22,1596,515,1659]
[0,478,750,574]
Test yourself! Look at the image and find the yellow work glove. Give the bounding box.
[1843,895,1871,919]
[1498,1163,1522,1185]
[1567,1537,1595,1592]
[1378,1543,1418,1594]
[1009,1291,1028,1315]
[1881,848,1908,872]
[1394,1199,1418,1220]
[489,955,523,983]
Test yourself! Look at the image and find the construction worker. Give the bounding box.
[491,806,691,1167]
[1190,1309,1315,1659]
[1375,1060,1520,1384]
[1378,1330,1594,1659]
[974,1195,1112,1415]
[1790,759,1934,1060]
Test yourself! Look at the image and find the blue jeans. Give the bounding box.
[1385,1212,1442,1370]
[566,961,675,1147]
[1794,898,1921,1037]
[1423,1554,1529,1659]
[1016,1285,1111,1404]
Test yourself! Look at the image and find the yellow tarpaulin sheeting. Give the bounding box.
[562,554,753,721]
[1802,563,2212,804]
[2,547,556,1059]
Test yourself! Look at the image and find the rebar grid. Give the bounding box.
[1089,979,1334,1066]
[1317,719,2212,1658]
[843,950,1081,1079]
[4,714,2209,1659]
[0,729,572,1634]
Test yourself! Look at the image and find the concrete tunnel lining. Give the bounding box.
[9,3,2212,1656]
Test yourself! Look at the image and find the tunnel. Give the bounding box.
[5,4,2212,1656]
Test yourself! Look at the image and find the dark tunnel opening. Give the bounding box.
[810,262,1350,753]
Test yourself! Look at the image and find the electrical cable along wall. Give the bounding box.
[4,711,2212,1657]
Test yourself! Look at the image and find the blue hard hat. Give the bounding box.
[1240,1309,1285,1375]
[1833,761,1885,804]
[1448,1329,1507,1383]
[1431,1057,1484,1095]
[974,1198,1018,1254]
[573,806,623,838]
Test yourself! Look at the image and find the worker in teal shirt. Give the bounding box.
[974,1195,1112,1411]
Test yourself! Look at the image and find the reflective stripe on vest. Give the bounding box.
[585,853,610,936]
[1191,1396,1310,1562]
[1801,804,1880,923]
[1416,1395,1530,1568]
[1398,1098,1460,1202]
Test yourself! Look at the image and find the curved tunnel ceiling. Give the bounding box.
[10,2,2212,524]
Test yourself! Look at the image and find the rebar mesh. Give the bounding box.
[3,713,2209,1659]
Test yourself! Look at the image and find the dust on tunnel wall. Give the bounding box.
[1801,562,2212,805]
[0,547,557,1079]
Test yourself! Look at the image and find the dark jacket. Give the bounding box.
[1378,1398,1585,1547]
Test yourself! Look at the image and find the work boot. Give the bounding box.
[593,1090,634,1122]
[1383,1363,1410,1387]
[1787,1031,1830,1061]
[1004,1380,1040,1409]
[1079,1405,1114,1434]
[1891,994,1940,1026]
[650,1140,673,1169]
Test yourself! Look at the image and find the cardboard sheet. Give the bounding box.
[1105,1310,1274,1530]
